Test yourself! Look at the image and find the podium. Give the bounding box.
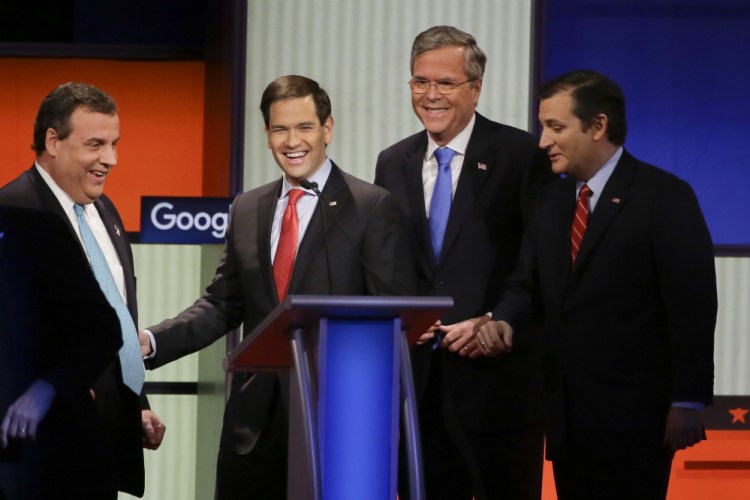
[224,295,452,500]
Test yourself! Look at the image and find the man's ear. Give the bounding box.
[591,113,608,141]
[45,128,60,157]
[323,115,334,146]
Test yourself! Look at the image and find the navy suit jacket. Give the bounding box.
[0,205,122,498]
[374,113,554,436]
[147,162,415,455]
[495,150,717,458]
[0,166,148,496]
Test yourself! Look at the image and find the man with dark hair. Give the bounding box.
[139,74,415,499]
[0,206,122,499]
[478,69,717,499]
[374,25,554,500]
[0,82,165,498]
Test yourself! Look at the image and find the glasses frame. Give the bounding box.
[408,78,476,95]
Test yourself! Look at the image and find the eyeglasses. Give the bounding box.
[409,79,475,95]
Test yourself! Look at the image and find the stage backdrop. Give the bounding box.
[243,0,535,190]
[539,0,750,246]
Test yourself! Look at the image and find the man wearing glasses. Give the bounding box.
[374,25,554,500]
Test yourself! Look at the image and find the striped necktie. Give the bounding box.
[570,184,592,266]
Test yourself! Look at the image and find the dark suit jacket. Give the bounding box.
[374,113,553,436]
[495,150,717,458]
[0,206,122,499]
[147,163,415,455]
[0,167,148,496]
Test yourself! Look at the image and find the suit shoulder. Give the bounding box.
[479,117,538,150]
[231,179,279,207]
[340,170,392,199]
[629,155,695,194]
[377,130,426,159]
[0,169,35,206]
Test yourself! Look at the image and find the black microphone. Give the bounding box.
[299,179,384,296]
[300,179,332,295]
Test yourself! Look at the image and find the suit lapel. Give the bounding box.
[402,136,434,267]
[570,152,634,277]
[259,181,282,303]
[546,178,578,296]
[28,167,81,243]
[439,114,494,263]
[287,163,350,296]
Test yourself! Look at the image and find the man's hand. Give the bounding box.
[416,320,443,346]
[440,315,492,358]
[476,320,514,357]
[141,409,166,450]
[139,329,153,358]
[663,407,705,451]
[1,380,55,448]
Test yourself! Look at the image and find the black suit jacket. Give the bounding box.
[495,150,717,458]
[374,113,553,435]
[147,162,415,455]
[0,167,147,496]
[0,206,122,499]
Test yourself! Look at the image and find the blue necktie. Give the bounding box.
[429,147,456,259]
[74,204,144,395]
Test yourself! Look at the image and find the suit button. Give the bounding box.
[435,280,446,289]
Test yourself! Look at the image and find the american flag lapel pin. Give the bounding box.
[114,224,121,236]
[329,201,337,207]
[611,197,621,204]
[477,162,487,171]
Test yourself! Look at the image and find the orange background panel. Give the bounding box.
[540,431,750,499]
[0,58,206,231]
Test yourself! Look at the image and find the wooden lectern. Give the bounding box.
[223,295,452,500]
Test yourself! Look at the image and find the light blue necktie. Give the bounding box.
[429,147,456,259]
[74,204,144,395]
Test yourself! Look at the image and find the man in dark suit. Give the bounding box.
[374,25,554,500]
[478,70,717,500]
[138,75,415,499]
[0,82,165,498]
[1,205,122,499]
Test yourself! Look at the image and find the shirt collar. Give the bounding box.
[35,161,91,213]
[425,113,476,161]
[578,146,623,196]
[279,157,333,199]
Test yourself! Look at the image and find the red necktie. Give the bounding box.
[570,184,592,265]
[274,189,305,301]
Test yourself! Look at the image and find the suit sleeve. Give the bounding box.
[651,178,717,404]
[362,190,416,296]
[147,198,246,368]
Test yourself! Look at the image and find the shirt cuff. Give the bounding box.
[672,401,705,411]
[143,329,157,360]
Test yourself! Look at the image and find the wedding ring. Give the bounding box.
[480,341,488,349]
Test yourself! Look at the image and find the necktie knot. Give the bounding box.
[287,188,305,205]
[434,147,456,170]
[579,184,592,204]
[74,203,85,217]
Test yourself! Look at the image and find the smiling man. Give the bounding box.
[138,75,415,499]
[0,82,165,498]
[478,70,717,500]
[374,25,554,500]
